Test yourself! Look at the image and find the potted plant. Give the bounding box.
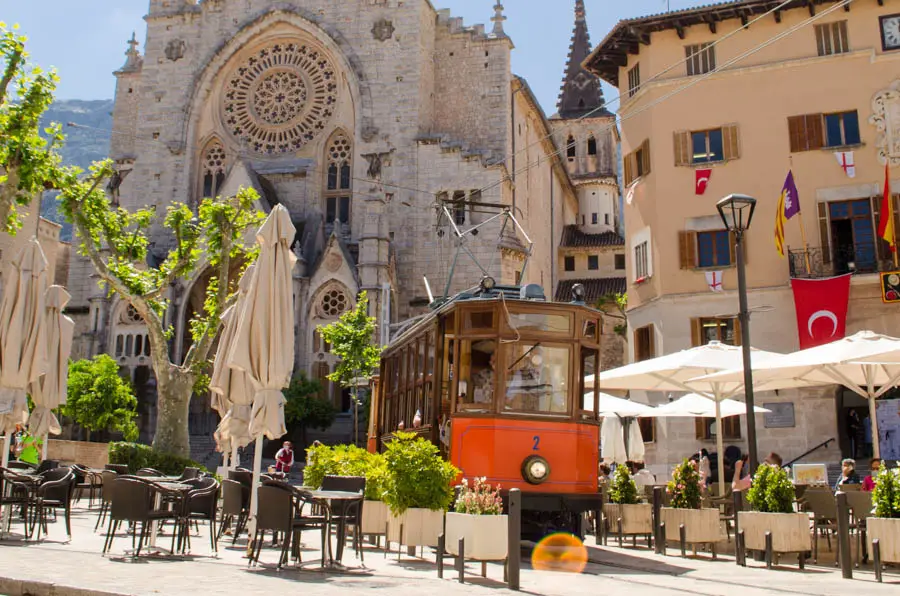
[867,464,900,578]
[604,465,653,541]
[660,459,721,550]
[445,477,508,561]
[738,464,809,558]
[383,432,459,548]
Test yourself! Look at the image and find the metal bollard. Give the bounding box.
[652,487,664,555]
[458,537,465,583]
[507,488,521,591]
[765,532,773,570]
[835,492,853,579]
[437,534,445,578]
[679,524,687,558]
[873,539,882,583]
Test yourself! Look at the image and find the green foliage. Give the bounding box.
[383,432,459,515]
[872,465,900,519]
[747,464,794,514]
[595,292,628,337]
[317,291,383,403]
[667,459,702,510]
[0,22,66,233]
[609,464,639,505]
[108,442,208,476]
[61,355,139,441]
[303,443,388,502]
[284,374,336,432]
[454,477,503,515]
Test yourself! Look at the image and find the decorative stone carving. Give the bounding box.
[223,41,338,154]
[372,19,395,42]
[871,79,900,168]
[165,39,186,62]
[325,252,343,273]
[316,284,351,318]
[362,150,394,180]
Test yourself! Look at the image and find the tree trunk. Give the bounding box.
[151,365,195,458]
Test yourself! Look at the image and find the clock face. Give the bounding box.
[882,15,900,50]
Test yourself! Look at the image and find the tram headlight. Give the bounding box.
[522,455,551,485]
[480,276,497,292]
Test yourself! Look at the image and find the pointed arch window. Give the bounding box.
[201,141,228,199]
[587,135,597,156]
[566,135,576,159]
[324,132,352,226]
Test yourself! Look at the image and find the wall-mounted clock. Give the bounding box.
[881,14,900,51]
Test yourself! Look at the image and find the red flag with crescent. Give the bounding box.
[695,169,712,195]
[790,274,852,350]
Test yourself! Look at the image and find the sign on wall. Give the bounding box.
[881,271,900,303]
[763,402,795,429]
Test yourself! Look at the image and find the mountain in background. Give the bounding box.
[40,99,114,241]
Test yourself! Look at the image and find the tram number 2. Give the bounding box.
[532,436,540,451]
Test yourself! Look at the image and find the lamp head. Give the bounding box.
[571,283,586,304]
[716,194,757,233]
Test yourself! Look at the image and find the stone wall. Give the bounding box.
[46,440,110,469]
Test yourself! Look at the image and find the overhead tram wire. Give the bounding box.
[472,0,856,199]
[487,0,800,178]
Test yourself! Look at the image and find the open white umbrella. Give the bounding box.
[27,286,75,460]
[694,331,900,457]
[646,393,771,418]
[209,264,256,469]
[598,341,784,494]
[0,239,49,468]
[226,204,296,541]
[583,391,655,417]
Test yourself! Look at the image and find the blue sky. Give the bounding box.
[3,0,709,114]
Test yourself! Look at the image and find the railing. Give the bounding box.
[784,437,835,468]
[788,243,896,279]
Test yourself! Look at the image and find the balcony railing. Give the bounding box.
[789,242,896,279]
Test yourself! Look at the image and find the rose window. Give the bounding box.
[223,42,338,154]
[203,143,227,174]
[120,304,143,325]
[321,289,349,317]
[329,136,351,162]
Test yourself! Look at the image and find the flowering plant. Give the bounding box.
[667,459,702,509]
[454,477,503,515]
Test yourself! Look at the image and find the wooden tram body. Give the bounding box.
[369,284,605,534]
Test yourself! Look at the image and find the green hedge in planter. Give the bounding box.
[383,432,459,515]
[303,443,388,502]
[747,464,794,514]
[108,442,208,476]
[609,464,639,505]
[873,466,900,518]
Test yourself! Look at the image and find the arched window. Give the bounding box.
[324,132,352,226]
[587,135,597,156]
[201,141,227,199]
[566,135,576,159]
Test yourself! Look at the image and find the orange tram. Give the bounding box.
[368,280,605,537]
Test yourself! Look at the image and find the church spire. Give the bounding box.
[557,0,608,119]
[491,3,507,37]
[118,32,143,74]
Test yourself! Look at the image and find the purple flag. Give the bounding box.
[782,170,800,220]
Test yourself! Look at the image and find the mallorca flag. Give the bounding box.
[879,162,895,252]
[775,171,799,257]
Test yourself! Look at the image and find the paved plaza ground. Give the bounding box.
[0,503,898,596]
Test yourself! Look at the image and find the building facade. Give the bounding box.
[63,0,622,453]
[587,0,900,475]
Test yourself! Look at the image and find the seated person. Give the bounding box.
[862,457,881,492]
[834,458,860,491]
[471,349,496,405]
[632,462,656,487]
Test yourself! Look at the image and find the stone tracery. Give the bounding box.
[223,41,338,154]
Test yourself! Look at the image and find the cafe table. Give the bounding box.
[288,486,364,565]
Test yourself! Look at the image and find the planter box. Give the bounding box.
[604,503,653,536]
[445,512,508,561]
[361,500,389,536]
[387,508,444,548]
[867,517,900,564]
[46,440,109,469]
[661,507,722,544]
[738,512,810,553]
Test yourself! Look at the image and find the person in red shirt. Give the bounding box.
[862,457,881,492]
[275,441,294,477]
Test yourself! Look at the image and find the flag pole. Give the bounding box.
[790,158,813,274]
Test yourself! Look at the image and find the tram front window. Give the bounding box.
[503,343,569,415]
[457,340,496,411]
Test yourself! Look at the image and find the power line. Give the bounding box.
[474,0,855,198]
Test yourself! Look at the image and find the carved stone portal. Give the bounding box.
[372,19,395,42]
[871,79,900,168]
[165,39,186,62]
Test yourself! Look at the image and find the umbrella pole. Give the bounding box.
[41,433,48,462]
[868,395,881,459]
[246,434,264,556]
[231,444,239,470]
[1,433,10,468]
[715,400,725,497]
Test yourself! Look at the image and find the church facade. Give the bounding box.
[63,0,623,450]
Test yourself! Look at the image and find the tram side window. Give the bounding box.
[442,337,455,416]
[580,347,599,419]
[457,339,496,411]
[503,343,569,415]
[424,334,435,424]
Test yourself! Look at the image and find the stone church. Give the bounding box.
[63,0,623,453]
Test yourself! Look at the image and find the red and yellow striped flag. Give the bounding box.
[775,187,788,258]
[879,161,895,252]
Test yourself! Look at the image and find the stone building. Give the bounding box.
[586,0,900,477]
[63,0,622,453]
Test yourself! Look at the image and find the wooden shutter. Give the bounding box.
[673,131,692,166]
[690,318,703,347]
[679,231,697,269]
[641,139,652,176]
[624,151,634,186]
[695,418,707,440]
[722,124,741,160]
[817,202,831,264]
[788,115,806,153]
[728,231,737,265]
[732,317,742,346]
[805,114,824,151]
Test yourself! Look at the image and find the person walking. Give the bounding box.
[275,441,294,477]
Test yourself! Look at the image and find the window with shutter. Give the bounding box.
[624,152,634,185]
[679,231,697,269]
[674,131,692,166]
[817,201,831,264]
[641,139,652,176]
[788,113,825,152]
[634,325,655,362]
[722,124,741,160]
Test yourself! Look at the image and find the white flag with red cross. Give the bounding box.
[834,151,856,178]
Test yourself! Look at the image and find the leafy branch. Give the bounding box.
[595,292,628,338]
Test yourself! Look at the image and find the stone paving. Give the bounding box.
[0,503,898,596]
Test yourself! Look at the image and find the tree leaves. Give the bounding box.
[317,290,383,403]
[62,355,139,441]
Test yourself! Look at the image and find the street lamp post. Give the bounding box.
[717,194,759,472]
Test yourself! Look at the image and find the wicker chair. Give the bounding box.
[34,467,76,540]
[70,464,99,509]
[802,489,838,564]
[218,479,250,545]
[102,477,178,557]
[104,464,129,475]
[94,470,119,531]
[177,477,220,553]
